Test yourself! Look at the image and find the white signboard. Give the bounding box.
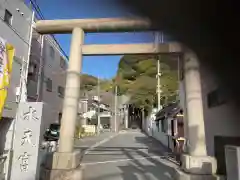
[10,102,44,180]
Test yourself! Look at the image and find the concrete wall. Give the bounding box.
[142,114,170,148]
[199,65,240,157]
[0,0,32,118]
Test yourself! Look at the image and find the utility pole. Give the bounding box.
[155,32,164,110]
[157,59,161,110]
[97,76,100,134]
[114,85,118,132]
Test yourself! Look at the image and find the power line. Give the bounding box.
[28,0,69,59]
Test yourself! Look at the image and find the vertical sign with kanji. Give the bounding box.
[10,102,44,180]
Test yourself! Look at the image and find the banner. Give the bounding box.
[0,37,15,119]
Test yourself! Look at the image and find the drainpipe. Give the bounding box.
[36,35,44,102]
[22,11,35,101]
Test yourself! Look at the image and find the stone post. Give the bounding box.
[58,28,84,152]
[181,50,217,176]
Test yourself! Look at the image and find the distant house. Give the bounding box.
[78,93,112,127]
[155,102,184,152]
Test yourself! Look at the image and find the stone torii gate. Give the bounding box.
[35,18,216,179]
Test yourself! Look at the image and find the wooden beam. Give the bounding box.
[82,43,182,56]
[35,18,153,34]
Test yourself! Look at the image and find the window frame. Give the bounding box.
[57,86,64,98]
[60,57,66,69]
[161,119,167,133]
[46,78,52,92]
[49,46,55,59]
[207,87,227,108]
[28,62,38,81]
[4,9,13,26]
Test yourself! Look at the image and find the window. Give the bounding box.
[28,62,38,81]
[60,57,66,69]
[49,46,55,59]
[207,87,227,108]
[58,86,64,98]
[161,119,167,133]
[46,78,52,92]
[4,9,12,25]
[156,121,160,132]
[58,113,62,124]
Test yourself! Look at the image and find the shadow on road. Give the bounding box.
[135,135,181,166]
[83,133,178,180]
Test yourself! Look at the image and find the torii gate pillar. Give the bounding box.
[180,50,217,178]
[59,28,84,152]
[43,28,84,180]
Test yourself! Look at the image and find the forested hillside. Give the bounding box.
[114,55,179,110]
[80,55,179,111]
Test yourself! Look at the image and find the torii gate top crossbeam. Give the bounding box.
[35,18,155,34]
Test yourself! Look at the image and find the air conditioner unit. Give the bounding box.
[225,145,240,180]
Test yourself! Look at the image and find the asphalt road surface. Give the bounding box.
[81,130,176,180]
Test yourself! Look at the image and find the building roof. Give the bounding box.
[155,102,179,121]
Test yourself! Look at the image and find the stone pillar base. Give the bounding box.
[41,166,83,180]
[181,154,217,175]
[175,168,224,180]
[40,151,83,180]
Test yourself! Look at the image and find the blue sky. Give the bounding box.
[33,0,155,79]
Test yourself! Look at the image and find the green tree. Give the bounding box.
[114,54,179,110]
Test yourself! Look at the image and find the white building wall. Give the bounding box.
[0,0,33,118]
[199,65,240,156]
[152,121,169,147]
[0,1,33,178]
[41,35,67,125]
[28,32,67,128]
[142,112,170,148]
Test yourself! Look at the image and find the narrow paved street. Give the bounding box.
[80,130,176,180]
